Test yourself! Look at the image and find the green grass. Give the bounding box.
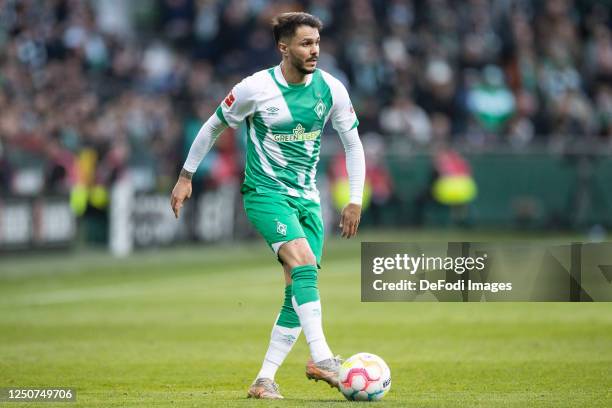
[0,229,611,407]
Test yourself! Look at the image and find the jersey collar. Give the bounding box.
[275,64,313,88]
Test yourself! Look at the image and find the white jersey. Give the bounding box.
[215,65,359,202]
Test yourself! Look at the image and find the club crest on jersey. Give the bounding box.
[314,99,327,119]
[276,220,287,236]
[279,334,296,345]
[224,91,235,108]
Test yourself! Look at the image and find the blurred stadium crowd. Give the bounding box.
[0,0,611,199]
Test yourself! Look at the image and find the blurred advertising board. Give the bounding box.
[0,197,76,250]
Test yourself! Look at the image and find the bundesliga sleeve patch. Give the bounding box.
[224,91,236,108]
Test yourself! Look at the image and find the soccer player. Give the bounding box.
[170,12,365,399]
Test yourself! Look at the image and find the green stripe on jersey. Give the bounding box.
[215,106,228,126]
[252,110,298,192]
[243,113,287,195]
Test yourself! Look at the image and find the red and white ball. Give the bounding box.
[339,352,391,401]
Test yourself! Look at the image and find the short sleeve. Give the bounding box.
[215,77,257,129]
[328,77,359,134]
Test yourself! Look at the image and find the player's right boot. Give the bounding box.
[246,378,284,399]
[305,356,342,388]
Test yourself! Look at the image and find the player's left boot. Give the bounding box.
[247,378,284,399]
[305,356,342,388]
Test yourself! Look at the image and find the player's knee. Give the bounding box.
[279,238,316,268]
[286,255,316,269]
[291,250,316,268]
[294,251,316,267]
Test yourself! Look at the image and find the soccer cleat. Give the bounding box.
[305,356,343,388]
[247,378,284,399]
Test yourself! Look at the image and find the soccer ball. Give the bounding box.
[338,352,391,401]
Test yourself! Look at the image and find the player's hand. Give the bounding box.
[339,203,361,239]
[170,176,192,219]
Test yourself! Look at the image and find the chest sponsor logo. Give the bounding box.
[272,123,320,142]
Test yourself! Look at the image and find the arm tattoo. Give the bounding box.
[179,168,194,180]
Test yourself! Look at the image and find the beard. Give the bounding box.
[290,54,317,74]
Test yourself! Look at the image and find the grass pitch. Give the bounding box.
[0,229,611,407]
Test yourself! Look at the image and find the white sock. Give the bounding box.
[292,297,333,363]
[256,322,301,380]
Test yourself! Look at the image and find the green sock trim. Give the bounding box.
[291,265,319,306]
[276,284,300,328]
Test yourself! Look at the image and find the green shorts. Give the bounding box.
[243,190,324,266]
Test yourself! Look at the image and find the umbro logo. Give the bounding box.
[266,106,280,115]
